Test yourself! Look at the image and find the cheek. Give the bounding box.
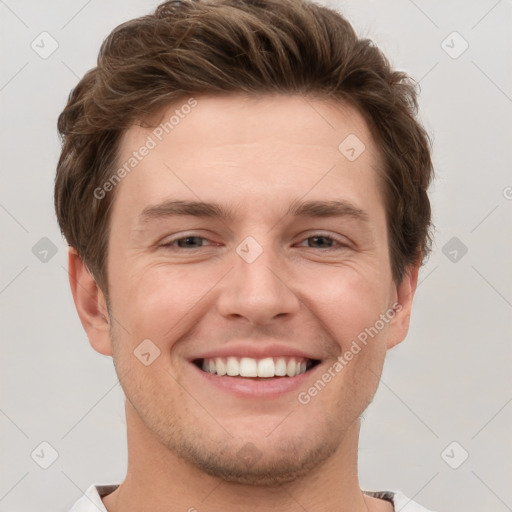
[303,265,391,347]
[109,263,218,347]
[108,243,393,352]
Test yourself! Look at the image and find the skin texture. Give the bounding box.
[69,94,418,512]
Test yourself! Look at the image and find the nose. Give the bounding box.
[215,238,301,326]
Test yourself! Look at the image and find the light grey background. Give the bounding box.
[1,1,511,511]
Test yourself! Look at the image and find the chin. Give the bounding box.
[167,432,339,486]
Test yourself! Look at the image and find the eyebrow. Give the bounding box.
[139,199,370,223]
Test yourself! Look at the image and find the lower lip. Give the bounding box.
[191,363,320,398]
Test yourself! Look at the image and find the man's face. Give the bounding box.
[100,94,411,483]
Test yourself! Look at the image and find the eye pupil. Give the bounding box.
[310,236,332,248]
[167,234,342,251]
[179,236,201,247]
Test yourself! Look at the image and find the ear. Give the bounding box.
[67,247,113,356]
[386,262,420,350]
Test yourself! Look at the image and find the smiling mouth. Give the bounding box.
[194,356,321,378]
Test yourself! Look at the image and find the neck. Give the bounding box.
[102,400,381,512]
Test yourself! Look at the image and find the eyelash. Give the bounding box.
[160,233,348,251]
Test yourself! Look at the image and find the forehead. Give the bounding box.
[124,94,375,160]
[112,94,384,225]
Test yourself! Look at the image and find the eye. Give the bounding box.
[159,233,348,251]
[161,235,213,249]
[296,234,348,250]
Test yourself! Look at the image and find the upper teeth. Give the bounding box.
[201,357,308,377]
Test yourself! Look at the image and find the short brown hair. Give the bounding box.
[55,0,434,293]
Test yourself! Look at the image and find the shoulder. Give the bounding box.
[364,489,437,512]
[69,483,120,512]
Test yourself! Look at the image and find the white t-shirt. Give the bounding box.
[69,484,436,511]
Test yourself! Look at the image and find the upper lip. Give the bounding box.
[190,343,322,362]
